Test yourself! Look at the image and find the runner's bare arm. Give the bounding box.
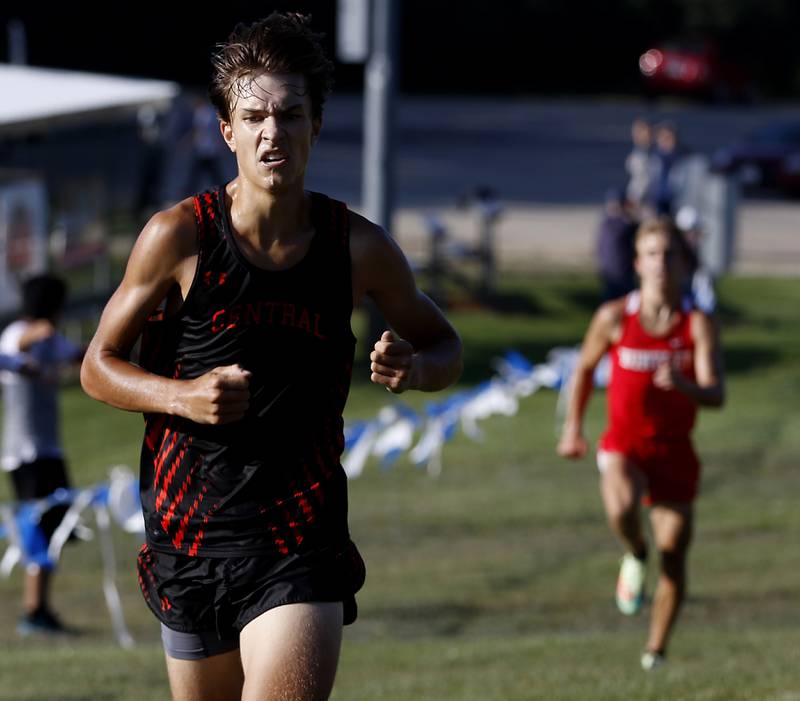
[653,310,724,407]
[80,203,251,423]
[557,301,622,458]
[350,213,462,393]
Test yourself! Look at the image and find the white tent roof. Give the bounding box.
[0,64,179,136]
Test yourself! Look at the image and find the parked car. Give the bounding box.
[776,150,800,195]
[711,121,800,195]
[639,39,753,101]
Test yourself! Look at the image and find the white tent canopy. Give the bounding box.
[0,64,179,136]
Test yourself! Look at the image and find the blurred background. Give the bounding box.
[1,0,799,320]
[0,3,798,700]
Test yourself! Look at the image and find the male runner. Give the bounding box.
[557,217,724,670]
[81,13,462,701]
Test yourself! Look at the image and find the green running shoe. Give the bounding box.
[641,649,666,671]
[616,552,646,615]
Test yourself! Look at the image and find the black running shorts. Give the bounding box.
[137,539,366,657]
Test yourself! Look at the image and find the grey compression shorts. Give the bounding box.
[161,624,239,660]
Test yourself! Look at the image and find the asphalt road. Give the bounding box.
[306,95,800,275]
[308,94,800,207]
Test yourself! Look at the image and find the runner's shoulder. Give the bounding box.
[135,197,199,267]
[595,297,626,329]
[689,307,717,340]
[348,209,387,249]
[347,209,402,272]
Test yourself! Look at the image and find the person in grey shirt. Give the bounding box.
[0,274,82,635]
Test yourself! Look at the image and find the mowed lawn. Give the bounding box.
[0,273,797,701]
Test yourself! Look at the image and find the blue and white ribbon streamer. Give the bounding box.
[0,466,142,648]
[343,346,609,477]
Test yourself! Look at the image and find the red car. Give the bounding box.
[639,39,753,101]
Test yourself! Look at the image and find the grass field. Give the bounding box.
[0,273,798,701]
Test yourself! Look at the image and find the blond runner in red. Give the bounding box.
[557,217,724,670]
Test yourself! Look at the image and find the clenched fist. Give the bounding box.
[652,361,687,392]
[180,364,251,424]
[370,330,417,394]
[557,428,589,459]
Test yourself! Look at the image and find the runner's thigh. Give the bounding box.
[239,601,343,701]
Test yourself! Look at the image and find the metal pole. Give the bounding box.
[7,19,28,65]
[362,0,398,357]
[362,0,397,230]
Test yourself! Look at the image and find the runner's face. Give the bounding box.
[221,72,320,192]
[635,231,683,291]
